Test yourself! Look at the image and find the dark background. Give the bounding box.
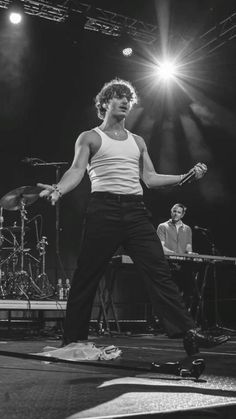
[0,0,235,300]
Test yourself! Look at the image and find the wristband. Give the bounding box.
[52,184,63,198]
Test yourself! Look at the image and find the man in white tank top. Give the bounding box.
[38,79,228,358]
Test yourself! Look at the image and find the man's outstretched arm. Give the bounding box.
[139,138,207,188]
[37,131,91,205]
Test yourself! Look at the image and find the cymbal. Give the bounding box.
[0,186,41,211]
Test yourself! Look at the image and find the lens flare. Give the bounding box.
[157,60,178,81]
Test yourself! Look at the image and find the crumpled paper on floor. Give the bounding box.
[35,341,122,361]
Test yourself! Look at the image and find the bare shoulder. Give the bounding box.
[131,133,147,153]
[74,129,101,159]
[75,129,100,146]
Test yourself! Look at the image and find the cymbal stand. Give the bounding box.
[19,199,27,273]
[18,201,50,298]
[0,206,4,246]
[0,207,5,297]
[8,200,39,298]
[11,199,32,298]
[36,236,54,298]
[38,236,47,277]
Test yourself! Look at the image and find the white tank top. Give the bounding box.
[87,127,143,195]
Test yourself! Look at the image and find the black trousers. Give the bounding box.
[63,193,195,342]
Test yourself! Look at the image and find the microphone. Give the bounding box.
[21,157,44,165]
[178,169,195,186]
[194,225,209,232]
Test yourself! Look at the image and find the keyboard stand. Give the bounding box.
[97,265,121,335]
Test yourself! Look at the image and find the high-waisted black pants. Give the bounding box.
[63,193,195,342]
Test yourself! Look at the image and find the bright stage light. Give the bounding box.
[9,12,22,24]
[156,60,178,81]
[8,0,24,24]
[122,47,133,57]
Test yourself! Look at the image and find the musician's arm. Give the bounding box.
[186,243,193,253]
[185,227,193,253]
[161,241,176,255]
[157,224,175,255]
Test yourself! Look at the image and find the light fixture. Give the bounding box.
[119,30,134,57]
[122,47,133,57]
[8,0,24,25]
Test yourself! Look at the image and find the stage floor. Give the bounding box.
[0,334,236,419]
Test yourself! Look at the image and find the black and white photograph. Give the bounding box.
[0,1,236,418]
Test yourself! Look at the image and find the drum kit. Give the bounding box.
[0,186,54,299]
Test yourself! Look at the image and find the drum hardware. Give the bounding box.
[0,185,42,211]
[0,231,4,248]
[0,236,19,298]
[17,252,42,299]
[0,266,6,298]
[1,225,30,233]
[0,186,48,299]
[0,186,41,274]
[29,212,54,297]
[1,225,20,248]
[0,185,58,300]
[0,206,4,247]
[0,243,30,299]
[35,236,54,298]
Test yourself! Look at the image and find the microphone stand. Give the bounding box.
[34,161,68,283]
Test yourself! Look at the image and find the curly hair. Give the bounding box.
[95,78,138,120]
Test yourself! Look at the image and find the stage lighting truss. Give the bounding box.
[0,0,158,45]
[188,11,236,58]
[0,1,235,53]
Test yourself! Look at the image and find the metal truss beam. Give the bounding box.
[0,0,158,44]
[188,12,236,58]
[0,1,235,52]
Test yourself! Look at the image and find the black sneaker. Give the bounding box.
[183,329,229,356]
